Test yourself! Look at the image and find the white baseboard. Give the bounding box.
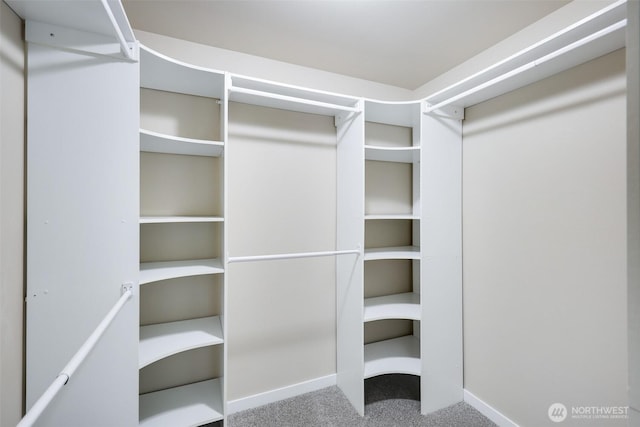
[464,389,519,427]
[227,374,337,414]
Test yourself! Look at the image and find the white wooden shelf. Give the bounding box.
[140,45,225,98]
[364,292,420,322]
[139,259,224,285]
[139,378,223,427]
[140,216,224,224]
[364,246,420,261]
[140,129,224,157]
[364,100,422,127]
[365,214,419,220]
[364,335,420,379]
[139,316,224,369]
[365,145,420,163]
[229,75,360,117]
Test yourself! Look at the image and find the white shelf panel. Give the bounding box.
[364,335,420,379]
[140,45,225,98]
[139,316,223,369]
[364,292,421,322]
[140,129,224,157]
[364,246,420,261]
[364,100,421,127]
[139,378,223,427]
[365,145,420,163]
[229,75,360,117]
[365,214,419,220]
[140,216,224,224]
[139,259,224,285]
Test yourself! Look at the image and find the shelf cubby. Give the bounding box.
[140,129,224,157]
[364,145,420,163]
[364,292,420,322]
[139,378,224,427]
[364,335,421,379]
[139,316,224,369]
[139,258,224,285]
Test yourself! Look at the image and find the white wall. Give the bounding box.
[226,102,338,400]
[0,1,24,425]
[462,49,626,427]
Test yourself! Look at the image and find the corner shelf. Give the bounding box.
[364,292,420,322]
[140,44,225,99]
[139,259,224,285]
[364,145,420,163]
[140,129,224,157]
[139,378,223,427]
[364,246,420,261]
[364,335,420,379]
[139,316,224,369]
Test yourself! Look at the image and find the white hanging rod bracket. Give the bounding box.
[17,285,134,427]
[229,86,361,114]
[228,248,361,263]
[422,103,464,120]
[99,0,137,62]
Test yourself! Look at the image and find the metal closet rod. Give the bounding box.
[18,285,134,427]
[424,19,626,114]
[229,86,361,113]
[228,248,361,263]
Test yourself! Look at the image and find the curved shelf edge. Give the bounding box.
[139,316,224,369]
[139,378,224,427]
[365,145,420,163]
[140,129,224,157]
[364,292,420,322]
[364,335,420,379]
[139,258,224,285]
[364,246,420,261]
[140,216,224,224]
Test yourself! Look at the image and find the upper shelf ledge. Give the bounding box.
[228,75,362,117]
[423,0,627,113]
[7,0,137,61]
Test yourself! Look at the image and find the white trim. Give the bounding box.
[464,389,519,427]
[227,374,337,414]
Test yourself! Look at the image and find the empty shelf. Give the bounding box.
[139,259,224,285]
[365,214,419,220]
[365,145,420,163]
[364,335,420,379]
[364,292,420,322]
[139,378,223,427]
[139,316,224,369]
[140,129,224,157]
[140,216,224,224]
[140,45,225,98]
[364,246,420,261]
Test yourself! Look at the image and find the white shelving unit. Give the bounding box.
[364,335,421,378]
[139,316,224,368]
[138,44,227,426]
[139,378,223,427]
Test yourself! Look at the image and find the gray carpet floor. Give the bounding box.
[222,374,497,427]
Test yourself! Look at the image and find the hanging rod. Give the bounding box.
[17,284,134,427]
[100,0,135,61]
[228,248,361,263]
[229,86,361,114]
[424,19,626,114]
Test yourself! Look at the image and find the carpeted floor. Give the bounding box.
[223,374,497,426]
